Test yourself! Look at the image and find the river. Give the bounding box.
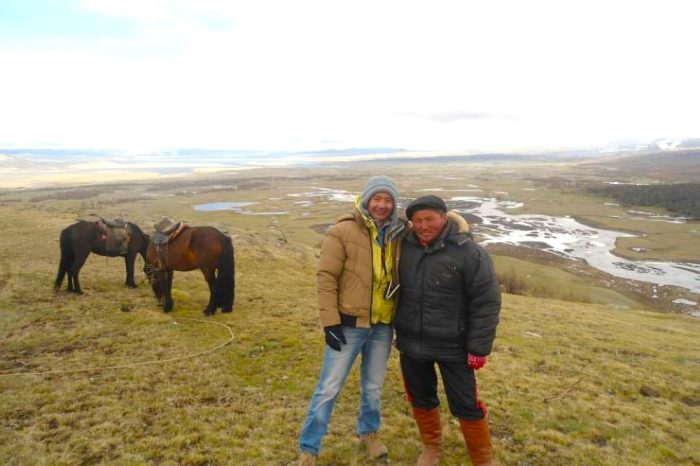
[450,196,700,297]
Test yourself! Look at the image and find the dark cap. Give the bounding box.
[405,195,448,219]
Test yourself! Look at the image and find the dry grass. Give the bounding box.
[1,168,699,465]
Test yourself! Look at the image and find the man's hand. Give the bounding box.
[324,324,347,352]
[468,353,487,370]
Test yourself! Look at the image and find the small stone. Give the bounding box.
[640,385,660,397]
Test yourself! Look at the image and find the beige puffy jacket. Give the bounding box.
[317,212,403,328]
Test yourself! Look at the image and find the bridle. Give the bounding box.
[145,243,168,281]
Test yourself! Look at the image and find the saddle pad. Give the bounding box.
[103,224,131,254]
[151,232,170,245]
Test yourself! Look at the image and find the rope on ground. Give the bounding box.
[543,377,582,403]
[0,317,234,378]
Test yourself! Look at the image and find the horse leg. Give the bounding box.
[201,268,217,316]
[70,251,90,294]
[163,270,174,312]
[124,252,137,288]
[67,269,75,292]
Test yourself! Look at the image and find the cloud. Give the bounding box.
[399,111,518,124]
[0,1,698,151]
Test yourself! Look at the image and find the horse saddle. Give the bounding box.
[152,216,187,245]
[96,217,131,254]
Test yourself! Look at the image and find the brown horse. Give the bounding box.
[55,220,150,294]
[146,226,235,315]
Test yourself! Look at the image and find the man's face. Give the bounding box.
[411,209,447,244]
[367,192,394,222]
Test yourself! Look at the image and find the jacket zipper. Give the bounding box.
[368,227,374,325]
[418,251,427,340]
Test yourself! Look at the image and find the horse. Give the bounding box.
[146,226,235,315]
[54,220,150,294]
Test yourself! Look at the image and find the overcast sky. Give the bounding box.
[0,0,698,153]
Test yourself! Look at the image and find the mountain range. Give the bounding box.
[1,138,699,178]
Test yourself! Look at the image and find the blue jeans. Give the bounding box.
[299,324,394,456]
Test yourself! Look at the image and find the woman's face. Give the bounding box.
[367,192,394,222]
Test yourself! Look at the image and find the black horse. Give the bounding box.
[54,220,150,294]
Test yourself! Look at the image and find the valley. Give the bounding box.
[1,154,698,465]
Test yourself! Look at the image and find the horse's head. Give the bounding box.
[143,240,157,284]
[140,233,151,256]
[143,262,155,283]
[147,267,164,303]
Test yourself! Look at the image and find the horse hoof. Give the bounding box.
[222,308,233,313]
[126,284,137,289]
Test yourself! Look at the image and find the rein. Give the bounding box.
[0,316,235,378]
[154,243,168,270]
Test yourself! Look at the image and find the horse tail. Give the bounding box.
[214,234,235,311]
[55,227,73,289]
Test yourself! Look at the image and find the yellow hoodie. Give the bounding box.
[355,196,397,324]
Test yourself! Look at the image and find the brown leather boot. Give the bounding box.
[359,432,389,461]
[412,407,443,466]
[298,451,316,466]
[459,417,495,466]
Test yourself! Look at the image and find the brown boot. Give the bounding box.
[359,432,389,461]
[298,452,316,466]
[459,417,495,466]
[412,407,443,466]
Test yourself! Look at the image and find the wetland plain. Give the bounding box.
[1,154,699,465]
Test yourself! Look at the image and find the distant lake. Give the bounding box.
[193,201,256,211]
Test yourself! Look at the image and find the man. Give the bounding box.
[298,176,407,466]
[394,195,501,466]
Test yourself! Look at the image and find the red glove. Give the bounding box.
[468,353,487,370]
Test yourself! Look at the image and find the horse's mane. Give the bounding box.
[128,222,149,241]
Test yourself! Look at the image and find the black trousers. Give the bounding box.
[400,352,487,420]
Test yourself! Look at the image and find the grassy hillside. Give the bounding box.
[582,150,700,183]
[492,255,641,308]
[1,194,698,466]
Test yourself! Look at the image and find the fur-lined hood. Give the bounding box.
[406,210,469,234]
[446,210,470,234]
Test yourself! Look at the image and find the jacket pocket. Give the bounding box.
[430,261,462,290]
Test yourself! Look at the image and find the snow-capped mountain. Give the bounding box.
[0,154,59,171]
[649,138,700,151]
[602,138,700,153]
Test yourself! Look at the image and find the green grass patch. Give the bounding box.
[1,167,699,465]
[493,255,643,308]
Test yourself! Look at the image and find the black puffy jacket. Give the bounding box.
[394,214,501,361]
